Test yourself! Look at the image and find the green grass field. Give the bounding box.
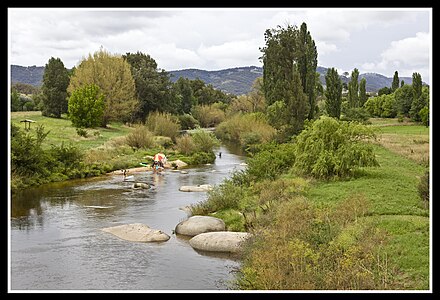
[10,111,133,151]
[306,121,430,290]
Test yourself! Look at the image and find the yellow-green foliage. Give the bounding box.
[125,125,155,149]
[145,111,180,141]
[215,113,276,151]
[68,48,138,126]
[175,134,196,155]
[191,104,226,127]
[293,116,379,179]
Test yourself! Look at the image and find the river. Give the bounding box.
[9,144,247,291]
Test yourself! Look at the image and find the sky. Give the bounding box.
[8,7,432,83]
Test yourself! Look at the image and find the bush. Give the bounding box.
[190,129,220,153]
[245,142,297,182]
[191,104,226,127]
[145,111,181,141]
[125,125,155,149]
[178,113,200,130]
[175,134,197,155]
[68,84,105,128]
[293,116,379,179]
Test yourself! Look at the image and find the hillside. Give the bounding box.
[11,64,416,95]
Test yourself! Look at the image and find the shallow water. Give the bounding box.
[10,145,247,291]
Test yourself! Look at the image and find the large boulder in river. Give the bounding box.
[179,184,213,192]
[189,231,251,253]
[175,215,225,236]
[102,223,170,242]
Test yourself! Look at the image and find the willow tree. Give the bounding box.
[68,48,139,127]
[260,24,310,135]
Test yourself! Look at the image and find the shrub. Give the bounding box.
[175,134,197,155]
[190,129,220,153]
[293,116,379,179]
[76,128,88,137]
[145,111,181,141]
[178,113,200,130]
[245,142,296,182]
[125,125,155,149]
[191,104,226,127]
[68,84,105,128]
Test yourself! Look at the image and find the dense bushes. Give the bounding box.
[175,129,220,165]
[145,111,181,141]
[293,116,379,179]
[125,125,155,149]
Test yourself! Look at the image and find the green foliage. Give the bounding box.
[325,67,342,119]
[391,71,399,92]
[191,104,226,127]
[340,107,371,124]
[359,78,367,107]
[76,128,88,137]
[245,142,296,182]
[123,51,177,121]
[348,68,359,108]
[41,57,70,118]
[145,111,181,141]
[215,113,276,151]
[125,125,155,149]
[409,86,429,122]
[178,113,199,130]
[394,85,414,117]
[68,84,105,128]
[68,48,139,126]
[419,106,429,127]
[190,129,220,153]
[412,72,422,100]
[378,86,392,96]
[293,116,379,179]
[11,90,21,112]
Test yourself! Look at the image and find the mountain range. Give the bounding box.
[11,64,415,95]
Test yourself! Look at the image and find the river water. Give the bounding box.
[10,145,247,291]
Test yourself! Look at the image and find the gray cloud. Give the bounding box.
[8,8,431,83]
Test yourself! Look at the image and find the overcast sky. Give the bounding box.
[8,7,432,83]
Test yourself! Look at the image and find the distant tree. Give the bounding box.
[297,22,318,120]
[412,72,423,101]
[347,68,359,108]
[359,78,367,107]
[394,85,414,117]
[11,90,21,111]
[68,48,138,127]
[11,82,40,95]
[410,85,429,122]
[324,67,342,119]
[175,77,196,114]
[123,51,177,120]
[68,84,105,128]
[41,57,70,118]
[378,86,392,96]
[401,80,405,87]
[391,71,400,92]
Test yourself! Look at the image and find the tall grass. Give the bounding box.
[145,111,180,141]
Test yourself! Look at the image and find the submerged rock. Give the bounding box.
[189,231,251,253]
[175,215,225,236]
[102,223,170,242]
[179,184,213,192]
[132,182,151,189]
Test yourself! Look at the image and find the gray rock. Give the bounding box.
[102,223,170,242]
[175,215,225,236]
[189,231,251,253]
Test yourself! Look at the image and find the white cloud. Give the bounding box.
[359,31,430,82]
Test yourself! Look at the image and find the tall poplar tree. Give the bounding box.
[391,71,400,92]
[348,68,360,108]
[325,67,342,119]
[359,78,367,107]
[41,57,70,118]
[297,22,318,120]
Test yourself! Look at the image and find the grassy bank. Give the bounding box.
[193,118,430,290]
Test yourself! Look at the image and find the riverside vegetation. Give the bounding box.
[10,21,430,290]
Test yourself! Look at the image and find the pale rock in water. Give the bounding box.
[175,215,225,236]
[102,223,170,242]
[189,231,252,253]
